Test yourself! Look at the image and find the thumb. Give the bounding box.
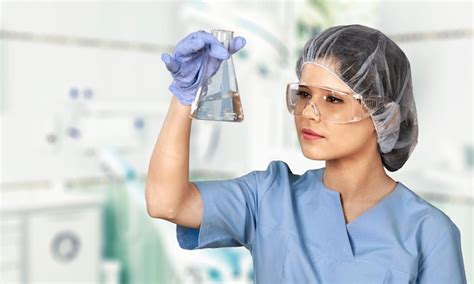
[228,37,246,55]
[161,53,180,73]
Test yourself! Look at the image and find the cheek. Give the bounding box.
[294,116,302,134]
[332,123,375,152]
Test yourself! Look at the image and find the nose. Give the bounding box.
[302,101,321,122]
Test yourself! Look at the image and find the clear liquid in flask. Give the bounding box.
[190,90,243,122]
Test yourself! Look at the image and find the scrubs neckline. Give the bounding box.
[316,167,401,228]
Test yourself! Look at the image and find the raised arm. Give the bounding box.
[145,31,246,228]
[145,95,201,227]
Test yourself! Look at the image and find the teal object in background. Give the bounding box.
[101,181,176,284]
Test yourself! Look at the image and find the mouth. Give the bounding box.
[301,128,325,140]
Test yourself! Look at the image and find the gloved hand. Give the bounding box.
[161,30,246,106]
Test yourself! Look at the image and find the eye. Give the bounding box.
[324,95,343,104]
[296,91,311,98]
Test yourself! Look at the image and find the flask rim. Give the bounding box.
[211,29,234,42]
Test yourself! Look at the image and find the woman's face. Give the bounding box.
[294,63,378,161]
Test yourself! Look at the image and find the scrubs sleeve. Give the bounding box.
[416,225,467,284]
[176,160,285,251]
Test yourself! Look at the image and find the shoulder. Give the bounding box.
[265,160,293,172]
[398,183,458,229]
[250,160,305,198]
[253,160,295,182]
[395,183,460,251]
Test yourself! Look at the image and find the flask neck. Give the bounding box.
[211,30,233,49]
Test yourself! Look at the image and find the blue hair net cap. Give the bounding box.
[296,24,419,171]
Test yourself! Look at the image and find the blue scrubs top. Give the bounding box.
[177,160,467,283]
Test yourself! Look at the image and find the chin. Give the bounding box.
[301,147,329,161]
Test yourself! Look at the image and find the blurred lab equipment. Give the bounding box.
[101,260,121,284]
[0,189,104,283]
[190,29,244,122]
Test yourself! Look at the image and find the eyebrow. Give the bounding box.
[299,83,350,95]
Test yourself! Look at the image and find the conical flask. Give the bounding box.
[190,29,244,122]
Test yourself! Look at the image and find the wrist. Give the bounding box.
[171,95,192,111]
[169,84,198,106]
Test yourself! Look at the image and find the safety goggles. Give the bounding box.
[286,83,385,124]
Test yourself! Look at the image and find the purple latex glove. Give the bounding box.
[161,30,246,106]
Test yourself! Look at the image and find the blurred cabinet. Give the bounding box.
[1,190,103,283]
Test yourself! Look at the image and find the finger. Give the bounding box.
[194,31,229,59]
[228,36,246,54]
[174,36,206,58]
[161,53,180,73]
[205,57,224,79]
[209,43,229,60]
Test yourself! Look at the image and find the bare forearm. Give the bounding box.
[146,95,192,218]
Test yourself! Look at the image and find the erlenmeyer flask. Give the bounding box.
[190,29,244,122]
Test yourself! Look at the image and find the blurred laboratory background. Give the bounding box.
[0,0,472,283]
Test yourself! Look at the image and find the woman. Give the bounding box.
[146,25,467,283]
